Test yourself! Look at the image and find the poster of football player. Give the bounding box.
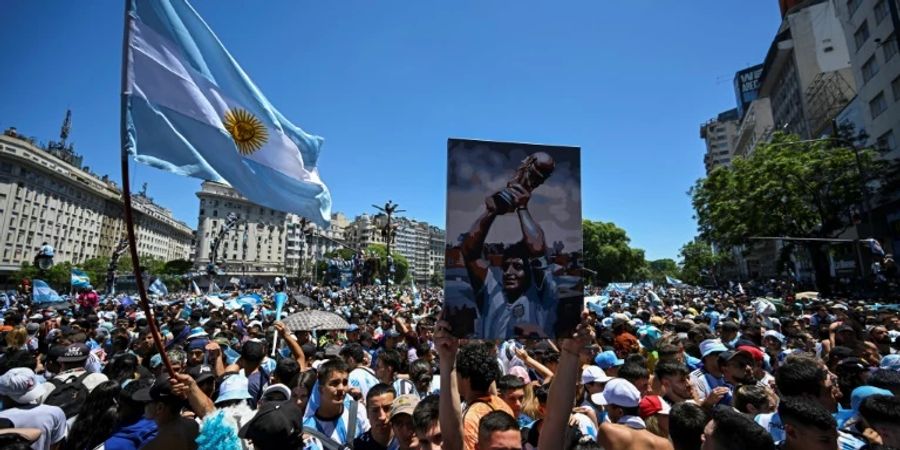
[444,138,583,339]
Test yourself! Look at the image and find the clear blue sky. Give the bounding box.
[0,1,781,261]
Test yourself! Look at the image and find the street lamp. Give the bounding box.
[373,200,405,299]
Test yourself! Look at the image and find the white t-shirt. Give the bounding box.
[477,265,558,339]
[0,404,67,450]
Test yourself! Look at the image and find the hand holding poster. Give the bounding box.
[443,139,583,339]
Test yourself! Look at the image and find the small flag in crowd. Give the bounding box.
[32,280,62,304]
[192,280,202,296]
[149,277,168,296]
[666,275,684,286]
[124,0,332,227]
[411,279,421,307]
[71,269,91,288]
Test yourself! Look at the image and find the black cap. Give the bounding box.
[133,377,176,402]
[120,378,155,404]
[238,400,304,448]
[188,364,215,384]
[58,343,90,363]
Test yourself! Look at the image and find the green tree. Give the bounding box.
[647,258,679,285]
[163,259,194,275]
[429,271,444,288]
[366,244,410,284]
[323,248,357,260]
[678,239,729,286]
[690,132,887,293]
[582,220,649,285]
[78,257,111,290]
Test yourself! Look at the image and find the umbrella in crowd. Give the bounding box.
[281,309,349,332]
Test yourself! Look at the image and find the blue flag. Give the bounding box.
[71,269,91,289]
[149,277,168,296]
[124,0,331,227]
[32,280,62,304]
[666,276,684,286]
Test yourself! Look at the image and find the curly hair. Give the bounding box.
[457,343,500,393]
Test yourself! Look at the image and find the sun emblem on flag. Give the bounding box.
[223,108,268,155]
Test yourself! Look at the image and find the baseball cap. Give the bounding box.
[591,378,641,408]
[133,377,177,403]
[718,349,755,365]
[390,394,419,419]
[700,339,728,358]
[215,374,252,405]
[25,323,39,334]
[347,324,360,332]
[261,383,292,402]
[850,385,892,412]
[0,368,52,405]
[239,400,304,448]
[639,395,671,418]
[188,365,215,384]
[879,354,900,371]
[581,366,612,385]
[763,330,786,344]
[58,343,90,363]
[594,351,625,370]
[736,345,765,363]
[385,329,401,339]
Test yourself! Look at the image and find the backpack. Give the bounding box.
[45,372,91,418]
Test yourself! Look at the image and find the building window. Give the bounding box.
[875,0,889,24]
[884,34,899,62]
[870,91,888,118]
[876,130,896,151]
[892,74,900,101]
[855,20,870,50]
[862,55,880,83]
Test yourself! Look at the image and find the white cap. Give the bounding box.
[591,378,641,408]
[581,366,612,385]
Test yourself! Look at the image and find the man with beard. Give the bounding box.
[868,326,892,357]
[653,361,695,405]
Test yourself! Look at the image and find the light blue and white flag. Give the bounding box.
[71,269,91,289]
[666,276,684,286]
[411,279,421,307]
[124,0,331,227]
[149,277,168,296]
[33,280,62,304]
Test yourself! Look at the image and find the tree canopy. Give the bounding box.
[689,132,888,290]
[582,220,649,285]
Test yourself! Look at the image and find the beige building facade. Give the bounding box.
[0,130,193,278]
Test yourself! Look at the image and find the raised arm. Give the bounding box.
[436,320,463,450]
[460,206,498,292]
[538,315,593,450]
[275,321,307,370]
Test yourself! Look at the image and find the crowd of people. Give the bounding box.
[0,281,897,450]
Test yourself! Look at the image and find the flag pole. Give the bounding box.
[120,0,177,379]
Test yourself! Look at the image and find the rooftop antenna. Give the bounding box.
[60,109,72,149]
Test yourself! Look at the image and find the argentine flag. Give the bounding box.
[124,0,331,226]
[33,280,63,304]
[149,277,169,296]
[71,269,91,289]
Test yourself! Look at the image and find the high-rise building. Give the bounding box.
[285,212,349,281]
[835,0,900,158]
[194,181,288,284]
[344,213,446,284]
[759,0,858,139]
[0,128,193,280]
[700,109,740,174]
